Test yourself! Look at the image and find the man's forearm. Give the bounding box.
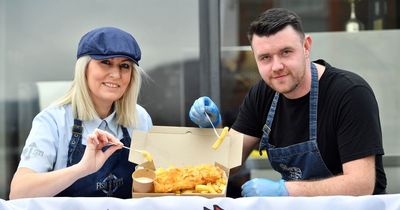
[285,173,375,196]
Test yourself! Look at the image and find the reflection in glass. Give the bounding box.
[346,0,364,32]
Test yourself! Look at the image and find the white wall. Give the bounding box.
[310,30,400,156]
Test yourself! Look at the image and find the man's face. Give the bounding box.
[251,25,311,99]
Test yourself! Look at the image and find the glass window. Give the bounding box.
[220,0,400,195]
[0,0,199,199]
[220,0,400,154]
[0,0,399,199]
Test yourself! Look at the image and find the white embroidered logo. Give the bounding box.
[96,173,124,196]
[279,163,302,180]
[22,143,44,160]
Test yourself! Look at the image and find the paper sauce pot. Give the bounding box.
[132,168,156,193]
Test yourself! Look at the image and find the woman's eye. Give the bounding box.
[120,63,131,69]
[100,60,111,65]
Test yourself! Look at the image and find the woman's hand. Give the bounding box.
[78,129,124,176]
[9,129,126,199]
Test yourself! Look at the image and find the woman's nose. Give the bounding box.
[109,66,121,78]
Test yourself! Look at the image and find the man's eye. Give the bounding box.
[101,60,111,65]
[260,56,270,61]
[282,50,291,56]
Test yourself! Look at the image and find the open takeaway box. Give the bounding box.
[129,126,243,198]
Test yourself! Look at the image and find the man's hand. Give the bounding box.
[241,178,289,197]
[189,96,221,128]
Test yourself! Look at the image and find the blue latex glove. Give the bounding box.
[189,96,221,128]
[241,178,289,197]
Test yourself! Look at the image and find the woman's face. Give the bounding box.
[86,57,133,109]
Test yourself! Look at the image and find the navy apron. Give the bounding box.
[56,119,136,198]
[259,63,332,181]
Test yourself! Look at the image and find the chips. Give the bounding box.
[137,150,153,162]
[153,164,227,194]
[212,127,229,150]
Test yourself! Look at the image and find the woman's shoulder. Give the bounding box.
[41,103,72,115]
[36,104,73,122]
[135,104,148,113]
[135,104,153,131]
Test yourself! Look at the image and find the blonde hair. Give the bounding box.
[56,55,143,128]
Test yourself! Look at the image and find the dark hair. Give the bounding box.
[247,8,305,43]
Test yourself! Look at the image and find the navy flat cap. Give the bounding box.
[77,27,141,65]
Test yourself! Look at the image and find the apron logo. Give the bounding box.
[96,174,124,196]
[279,164,302,180]
[22,143,44,160]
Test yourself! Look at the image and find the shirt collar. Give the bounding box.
[83,110,119,137]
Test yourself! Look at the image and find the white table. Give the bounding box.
[1,194,400,210]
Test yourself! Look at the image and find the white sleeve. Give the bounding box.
[17,109,59,172]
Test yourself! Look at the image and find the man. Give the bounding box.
[189,8,386,196]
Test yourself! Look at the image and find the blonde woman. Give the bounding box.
[10,27,152,199]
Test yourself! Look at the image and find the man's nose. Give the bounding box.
[271,56,284,72]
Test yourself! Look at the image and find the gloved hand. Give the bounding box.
[241,178,289,197]
[189,96,221,128]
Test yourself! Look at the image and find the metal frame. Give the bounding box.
[199,0,221,107]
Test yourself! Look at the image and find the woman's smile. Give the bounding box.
[102,82,120,88]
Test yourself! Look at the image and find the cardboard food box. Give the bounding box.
[129,126,243,198]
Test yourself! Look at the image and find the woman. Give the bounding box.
[9,27,152,199]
